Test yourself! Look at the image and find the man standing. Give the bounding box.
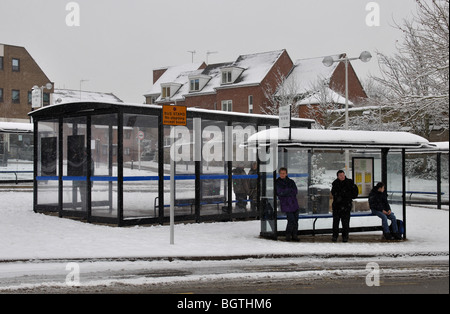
[331,170,358,242]
[276,168,300,241]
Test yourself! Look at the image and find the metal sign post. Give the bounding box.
[279,104,292,140]
[170,126,175,245]
[162,104,187,245]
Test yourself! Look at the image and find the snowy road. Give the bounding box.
[0,255,448,293]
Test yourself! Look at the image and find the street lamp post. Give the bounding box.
[322,51,372,171]
[31,83,53,108]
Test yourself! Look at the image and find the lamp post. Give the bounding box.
[322,51,372,171]
[31,83,53,108]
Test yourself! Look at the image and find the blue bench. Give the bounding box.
[277,211,378,236]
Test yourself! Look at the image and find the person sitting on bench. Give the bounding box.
[369,182,402,240]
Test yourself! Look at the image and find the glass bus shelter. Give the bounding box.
[246,128,440,240]
[29,101,313,226]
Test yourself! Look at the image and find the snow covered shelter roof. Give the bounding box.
[52,89,123,105]
[246,128,436,150]
[0,121,33,134]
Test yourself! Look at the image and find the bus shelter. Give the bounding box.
[0,121,34,182]
[246,127,438,240]
[28,101,313,226]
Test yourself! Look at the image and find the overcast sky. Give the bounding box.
[1,0,419,103]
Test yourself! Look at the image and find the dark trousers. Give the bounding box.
[285,210,299,237]
[235,193,247,211]
[332,209,350,239]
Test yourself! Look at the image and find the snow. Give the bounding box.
[51,89,123,105]
[0,191,448,261]
[143,62,205,99]
[247,127,434,149]
[296,87,353,106]
[0,122,33,133]
[276,54,342,96]
[143,50,286,103]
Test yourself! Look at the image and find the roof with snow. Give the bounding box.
[246,127,436,150]
[52,89,123,105]
[276,54,342,97]
[0,121,33,133]
[296,87,353,106]
[144,50,286,102]
[143,62,205,98]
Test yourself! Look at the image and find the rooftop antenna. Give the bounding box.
[206,51,218,64]
[187,50,196,63]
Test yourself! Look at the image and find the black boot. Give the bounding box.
[393,233,402,240]
[383,232,393,240]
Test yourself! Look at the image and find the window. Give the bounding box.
[12,90,20,104]
[221,100,232,112]
[222,71,232,84]
[190,79,200,91]
[162,86,170,99]
[0,88,3,102]
[0,57,3,70]
[248,95,253,113]
[12,58,20,72]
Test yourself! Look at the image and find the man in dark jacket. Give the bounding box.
[276,167,300,241]
[232,164,249,212]
[331,170,358,242]
[369,182,402,240]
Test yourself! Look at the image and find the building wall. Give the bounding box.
[0,44,53,121]
[329,61,367,104]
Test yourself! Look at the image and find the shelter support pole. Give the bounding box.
[437,152,442,209]
[381,148,389,188]
[117,111,124,226]
[402,149,407,240]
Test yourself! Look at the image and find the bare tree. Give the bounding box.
[261,69,299,117]
[371,0,449,139]
[302,78,347,129]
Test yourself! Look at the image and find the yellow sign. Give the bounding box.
[162,105,187,126]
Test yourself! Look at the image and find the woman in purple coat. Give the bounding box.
[276,168,300,241]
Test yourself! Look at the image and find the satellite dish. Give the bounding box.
[45,83,53,90]
[322,56,334,67]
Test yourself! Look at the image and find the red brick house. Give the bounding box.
[144,50,367,118]
[144,50,294,114]
[279,54,368,119]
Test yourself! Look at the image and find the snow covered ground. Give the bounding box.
[0,190,448,292]
[0,191,448,261]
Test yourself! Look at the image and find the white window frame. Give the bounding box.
[190,78,200,91]
[248,95,253,113]
[221,100,232,112]
[222,71,232,84]
[162,86,170,99]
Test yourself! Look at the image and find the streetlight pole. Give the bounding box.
[322,51,372,172]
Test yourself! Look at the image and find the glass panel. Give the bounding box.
[36,120,59,209]
[404,152,443,206]
[201,119,227,217]
[122,114,159,219]
[386,150,404,220]
[259,139,278,239]
[91,114,118,218]
[231,122,257,215]
[62,117,87,212]
[164,119,196,218]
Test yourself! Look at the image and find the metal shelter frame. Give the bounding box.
[29,101,313,226]
[247,128,440,240]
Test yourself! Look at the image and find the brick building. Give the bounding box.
[0,44,54,122]
[144,50,367,118]
[144,50,295,114]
